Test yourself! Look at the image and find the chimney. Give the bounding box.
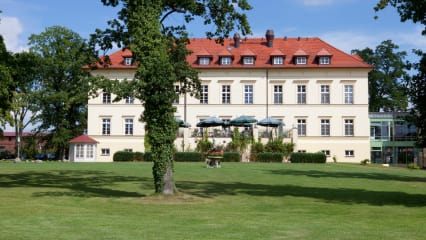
[265,29,274,48]
[233,33,241,48]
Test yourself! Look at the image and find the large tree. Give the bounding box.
[0,34,15,135]
[90,0,251,194]
[375,0,426,147]
[352,40,409,112]
[28,26,96,159]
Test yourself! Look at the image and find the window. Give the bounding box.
[243,56,254,65]
[200,85,208,104]
[87,144,94,158]
[221,57,232,65]
[345,150,354,157]
[124,57,133,66]
[297,119,306,136]
[345,119,354,136]
[320,85,330,104]
[321,150,330,157]
[173,85,180,104]
[273,56,284,65]
[124,148,133,152]
[244,85,253,104]
[125,119,133,135]
[222,85,231,104]
[102,118,111,135]
[125,96,134,104]
[102,92,111,104]
[296,57,307,64]
[344,85,353,104]
[76,144,84,158]
[198,57,210,65]
[298,150,306,153]
[319,56,330,65]
[273,85,283,104]
[297,85,306,104]
[101,148,110,156]
[321,119,330,136]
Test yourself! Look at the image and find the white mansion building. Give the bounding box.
[83,30,372,163]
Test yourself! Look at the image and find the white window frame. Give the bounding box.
[345,150,355,157]
[221,57,232,65]
[124,57,132,66]
[320,85,330,104]
[125,118,134,136]
[125,96,134,104]
[101,148,110,156]
[76,144,84,158]
[243,56,254,65]
[321,150,330,157]
[296,56,307,65]
[102,118,111,135]
[345,119,354,136]
[297,85,306,104]
[319,56,330,65]
[273,85,283,104]
[173,85,180,104]
[222,85,231,104]
[344,85,354,104]
[102,92,111,104]
[244,85,253,104]
[273,56,284,65]
[321,119,330,136]
[198,57,210,65]
[200,85,208,104]
[297,119,307,136]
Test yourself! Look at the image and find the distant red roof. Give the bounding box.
[69,135,98,144]
[88,36,372,70]
[1,132,36,137]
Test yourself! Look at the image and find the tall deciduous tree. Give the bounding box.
[352,40,409,112]
[0,34,15,135]
[28,26,96,159]
[90,0,251,194]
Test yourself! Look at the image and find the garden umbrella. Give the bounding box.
[257,117,284,127]
[196,116,224,127]
[229,115,257,126]
[175,118,191,128]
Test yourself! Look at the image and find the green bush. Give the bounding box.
[290,152,327,163]
[195,136,213,153]
[264,138,294,158]
[113,151,134,162]
[257,152,283,163]
[175,152,203,162]
[144,152,153,162]
[250,141,264,162]
[223,152,240,162]
[133,152,144,161]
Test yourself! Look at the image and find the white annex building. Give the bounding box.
[85,30,372,163]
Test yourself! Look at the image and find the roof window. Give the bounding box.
[198,57,211,65]
[296,56,307,65]
[243,56,255,65]
[319,56,330,65]
[124,57,133,66]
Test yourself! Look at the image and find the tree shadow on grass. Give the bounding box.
[266,168,426,183]
[177,181,426,207]
[0,170,150,198]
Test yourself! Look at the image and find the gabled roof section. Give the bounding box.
[240,49,256,56]
[270,49,285,56]
[293,48,308,56]
[316,48,332,56]
[218,49,233,56]
[69,135,98,144]
[196,48,213,57]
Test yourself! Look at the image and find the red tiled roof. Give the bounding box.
[69,135,98,143]
[270,49,285,56]
[1,132,37,137]
[90,36,372,69]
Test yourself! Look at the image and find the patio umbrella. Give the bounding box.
[196,116,224,127]
[229,115,257,126]
[257,117,284,127]
[175,118,191,128]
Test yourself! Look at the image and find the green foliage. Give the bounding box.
[290,152,327,163]
[0,35,14,130]
[113,151,134,162]
[223,152,240,162]
[174,152,203,162]
[352,40,409,112]
[133,151,144,162]
[360,159,370,165]
[196,134,213,153]
[250,140,265,162]
[264,138,294,157]
[257,152,284,163]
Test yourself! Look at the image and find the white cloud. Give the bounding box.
[319,31,380,53]
[393,26,426,51]
[0,16,28,52]
[303,0,334,6]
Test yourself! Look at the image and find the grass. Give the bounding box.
[1,161,426,240]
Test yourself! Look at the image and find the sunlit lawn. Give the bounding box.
[1,161,425,240]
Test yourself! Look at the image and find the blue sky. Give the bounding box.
[0,0,425,55]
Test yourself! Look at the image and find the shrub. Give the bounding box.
[133,152,144,161]
[290,152,327,163]
[264,138,294,158]
[250,141,264,162]
[195,136,213,153]
[223,152,240,162]
[175,152,203,162]
[360,159,370,165]
[144,152,153,162]
[257,152,283,163]
[113,151,133,162]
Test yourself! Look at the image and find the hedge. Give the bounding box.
[113,151,134,162]
[223,152,240,162]
[290,152,327,163]
[257,152,284,163]
[175,152,203,162]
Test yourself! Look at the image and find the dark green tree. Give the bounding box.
[28,26,97,159]
[352,40,409,112]
[0,34,15,135]
[90,0,252,194]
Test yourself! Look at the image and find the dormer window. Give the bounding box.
[220,56,232,65]
[243,56,254,65]
[273,56,284,65]
[319,56,330,65]
[198,57,211,65]
[296,57,307,65]
[124,57,133,66]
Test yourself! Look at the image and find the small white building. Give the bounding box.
[68,135,98,162]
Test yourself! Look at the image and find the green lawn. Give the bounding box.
[1,161,425,240]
